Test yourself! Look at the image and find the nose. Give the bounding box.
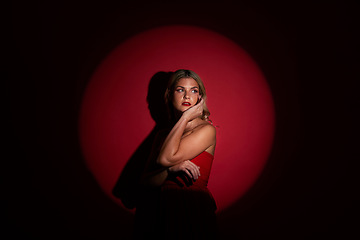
[183,91,190,99]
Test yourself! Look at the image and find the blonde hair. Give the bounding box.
[165,69,211,122]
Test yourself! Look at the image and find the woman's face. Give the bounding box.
[172,77,201,112]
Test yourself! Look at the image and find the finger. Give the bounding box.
[184,168,194,179]
[183,162,197,180]
[195,98,204,107]
[187,164,199,180]
[196,103,203,111]
[188,161,201,178]
[188,162,200,179]
[195,165,200,179]
[183,161,195,177]
[196,165,201,178]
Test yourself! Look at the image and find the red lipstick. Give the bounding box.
[182,102,191,106]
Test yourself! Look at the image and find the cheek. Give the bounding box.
[172,95,181,106]
[174,93,183,101]
[192,93,200,101]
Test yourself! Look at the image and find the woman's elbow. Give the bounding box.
[157,156,173,167]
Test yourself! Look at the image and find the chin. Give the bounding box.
[174,105,188,112]
[181,106,192,112]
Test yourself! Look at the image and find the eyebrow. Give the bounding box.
[175,86,199,89]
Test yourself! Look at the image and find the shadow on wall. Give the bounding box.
[112,71,173,209]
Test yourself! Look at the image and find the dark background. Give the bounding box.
[7,0,359,239]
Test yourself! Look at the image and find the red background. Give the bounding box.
[8,1,358,239]
[79,25,275,212]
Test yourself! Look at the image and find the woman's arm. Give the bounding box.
[139,129,200,186]
[157,99,216,167]
[140,160,201,187]
[140,129,201,187]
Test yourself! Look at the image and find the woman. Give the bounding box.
[136,69,217,239]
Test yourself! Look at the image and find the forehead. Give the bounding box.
[176,77,199,88]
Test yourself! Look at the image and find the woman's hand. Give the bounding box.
[168,160,201,180]
[182,98,205,121]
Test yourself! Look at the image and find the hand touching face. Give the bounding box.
[172,77,201,113]
[182,98,205,121]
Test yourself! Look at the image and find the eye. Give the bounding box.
[191,89,199,93]
[176,88,184,93]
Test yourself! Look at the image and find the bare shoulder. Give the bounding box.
[195,122,216,150]
[194,121,216,136]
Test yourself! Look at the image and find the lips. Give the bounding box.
[182,102,191,106]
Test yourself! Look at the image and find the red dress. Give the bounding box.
[159,151,217,239]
